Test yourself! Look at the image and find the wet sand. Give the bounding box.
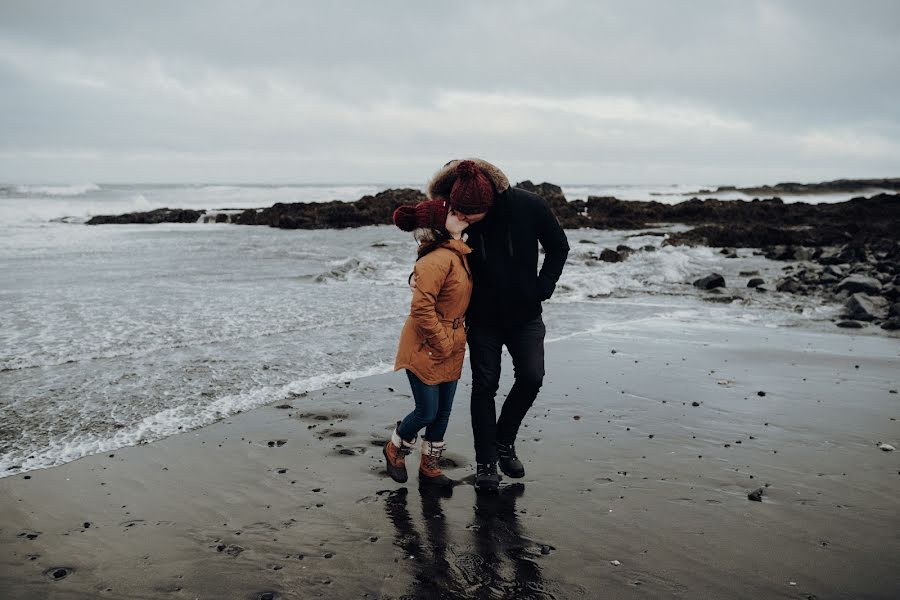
[2,318,899,599]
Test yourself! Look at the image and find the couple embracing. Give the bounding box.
[383,158,570,493]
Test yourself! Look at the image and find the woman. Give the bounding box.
[384,194,472,487]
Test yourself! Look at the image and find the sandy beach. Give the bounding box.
[2,315,898,599]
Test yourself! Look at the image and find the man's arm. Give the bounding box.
[535,196,570,300]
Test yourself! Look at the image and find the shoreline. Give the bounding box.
[2,320,898,599]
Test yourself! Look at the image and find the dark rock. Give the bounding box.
[776,277,801,293]
[237,188,427,229]
[836,275,882,295]
[598,248,623,263]
[702,178,900,196]
[87,208,205,225]
[837,320,865,328]
[881,318,900,331]
[693,273,725,290]
[747,278,765,288]
[889,302,900,318]
[739,270,760,277]
[823,265,846,278]
[704,295,740,303]
[642,245,656,252]
[747,488,765,502]
[844,293,887,321]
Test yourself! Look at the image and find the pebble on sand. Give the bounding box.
[877,443,895,452]
[610,560,621,566]
[748,488,765,502]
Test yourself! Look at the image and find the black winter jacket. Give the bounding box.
[464,187,570,327]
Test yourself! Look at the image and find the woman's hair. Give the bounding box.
[415,227,451,258]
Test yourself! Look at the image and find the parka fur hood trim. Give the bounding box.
[426,158,510,201]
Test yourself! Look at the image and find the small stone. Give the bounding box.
[748,488,764,502]
[691,401,700,407]
[610,560,621,566]
[836,320,865,329]
[693,273,725,290]
[878,443,895,452]
[757,391,766,397]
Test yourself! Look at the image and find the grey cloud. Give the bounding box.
[1,0,898,183]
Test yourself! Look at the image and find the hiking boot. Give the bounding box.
[383,423,415,483]
[418,439,453,488]
[474,461,500,493]
[496,442,524,478]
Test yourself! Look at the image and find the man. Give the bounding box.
[425,158,570,492]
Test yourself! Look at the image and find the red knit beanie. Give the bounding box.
[392,199,450,232]
[449,160,494,214]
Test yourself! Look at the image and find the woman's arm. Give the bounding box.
[409,256,453,357]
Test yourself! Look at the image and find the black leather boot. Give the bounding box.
[496,442,524,478]
[474,461,500,493]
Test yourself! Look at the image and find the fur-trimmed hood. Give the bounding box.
[426,158,510,200]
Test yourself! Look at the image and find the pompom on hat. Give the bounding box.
[392,199,450,232]
[448,160,494,215]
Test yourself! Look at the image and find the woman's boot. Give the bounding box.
[418,439,453,487]
[383,423,415,483]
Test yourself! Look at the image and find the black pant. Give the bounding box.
[468,316,545,463]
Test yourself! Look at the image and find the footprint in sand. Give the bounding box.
[44,567,74,581]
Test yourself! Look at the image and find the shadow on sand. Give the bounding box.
[384,483,560,599]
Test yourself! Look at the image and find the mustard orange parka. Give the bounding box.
[394,238,473,385]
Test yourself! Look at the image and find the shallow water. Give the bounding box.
[0,187,859,476]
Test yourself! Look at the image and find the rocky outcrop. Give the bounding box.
[88,189,426,229]
[87,208,205,225]
[693,178,900,197]
[231,188,426,229]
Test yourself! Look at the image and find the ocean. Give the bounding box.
[0,183,855,476]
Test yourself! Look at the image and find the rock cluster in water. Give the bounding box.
[84,179,900,330]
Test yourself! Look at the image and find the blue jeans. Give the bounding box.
[396,370,458,442]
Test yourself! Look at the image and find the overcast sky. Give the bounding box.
[1,0,898,185]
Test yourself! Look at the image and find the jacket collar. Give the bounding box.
[441,238,472,255]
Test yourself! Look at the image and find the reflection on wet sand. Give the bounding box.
[384,484,556,599]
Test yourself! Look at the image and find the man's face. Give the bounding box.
[457,211,488,225]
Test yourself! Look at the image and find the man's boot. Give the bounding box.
[474,461,500,493]
[418,440,453,488]
[383,423,415,483]
[496,442,524,478]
